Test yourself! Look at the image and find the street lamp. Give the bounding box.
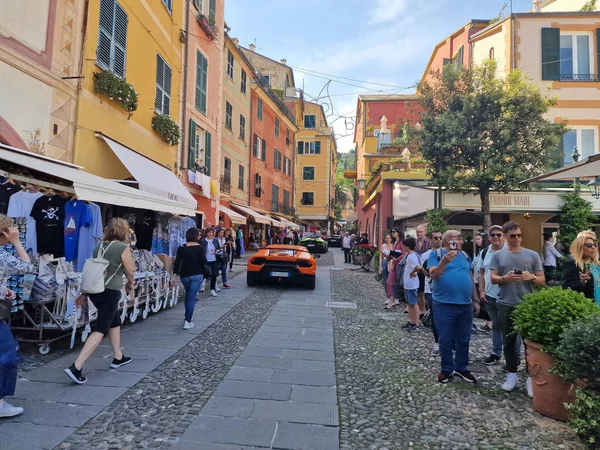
[357,178,367,190]
[587,177,600,199]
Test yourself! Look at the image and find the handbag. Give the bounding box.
[0,299,11,322]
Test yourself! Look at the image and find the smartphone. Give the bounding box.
[584,262,591,273]
[449,241,457,250]
[514,269,523,275]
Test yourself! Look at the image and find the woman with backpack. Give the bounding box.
[65,218,135,385]
[174,227,207,330]
[203,227,222,297]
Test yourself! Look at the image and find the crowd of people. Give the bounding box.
[377,221,599,392]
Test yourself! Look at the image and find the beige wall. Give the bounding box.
[541,0,599,12]
[0,1,50,52]
[472,24,509,75]
[239,48,294,92]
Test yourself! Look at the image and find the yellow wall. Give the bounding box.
[74,0,183,178]
[541,0,598,12]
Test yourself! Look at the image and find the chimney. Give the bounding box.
[249,43,256,52]
[232,38,239,46]
[532,0,541,12]
[280,58,287,65]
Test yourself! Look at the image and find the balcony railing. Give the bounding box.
[560,73,598,82]
[220,175,231,194]
[270,202,294,216]
[197,14,218,40]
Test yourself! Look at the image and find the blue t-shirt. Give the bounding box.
[429,249,473,305]
[64,200,92,262]
[76,203,103,271]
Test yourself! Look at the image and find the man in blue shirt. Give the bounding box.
[429,229,477,384]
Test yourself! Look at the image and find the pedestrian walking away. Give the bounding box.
[65,218,135,385]
[216,228,231,289]
[174,227,207,330]
[0,214,34,418]
[542,232,562,283]
[428,229,477,385]
[204,227,221,297]
[490,221,545,394]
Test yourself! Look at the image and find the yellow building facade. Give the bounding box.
[74,0,183,181]
[293,100,337,230]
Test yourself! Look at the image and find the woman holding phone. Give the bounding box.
[562,230,600,304]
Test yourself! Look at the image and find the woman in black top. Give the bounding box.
[225,228,235,272]
[562,230,599,302]
[174,227,207,329]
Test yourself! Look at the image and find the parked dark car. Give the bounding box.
[327,235,343,247]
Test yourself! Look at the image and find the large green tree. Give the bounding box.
[418,59,566,230]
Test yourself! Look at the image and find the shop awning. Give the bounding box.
[346,212,358,222]
[219,205,246,225]
[272,215,300,230]
[98,134,196,208]
[0,144,197,216]
[270,217,286,228]
[393,184,435,220]
[230,203,272,225]
[523,154,600,183]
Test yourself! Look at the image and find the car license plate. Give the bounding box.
[307,244,315,247]
[270,271,290,278]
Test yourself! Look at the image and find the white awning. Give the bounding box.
[230,203,273,225]
[98,134,196,207]
[272,215,300,230]
[270,217,286,228]
[0,144,197,216]
[393,184,435,220]
[219,205,246,224]
[523,153,600,183]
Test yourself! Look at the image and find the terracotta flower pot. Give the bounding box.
[525,339,576,422]
[353,254,373,264]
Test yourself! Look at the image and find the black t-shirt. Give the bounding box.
[30,195,66,257]
[134,210,156,251]
[0,183,21,215]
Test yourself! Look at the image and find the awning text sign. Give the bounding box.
[443,191,600,212]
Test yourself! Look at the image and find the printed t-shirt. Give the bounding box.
[421,249,433,294]
[0,182,21,215]
[30,195,66,257]
[429,250,472,305]
[7,190,43,254]
[134,210,156,251]
[76,203,103,272]
[403,251,421,290]
[64,200,92,262]
[205,238,217,262]
[489,248,543,307]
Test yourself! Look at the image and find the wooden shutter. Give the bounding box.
[209,0,216,22]
[298,141,304,154]
[163,63,172,115]
[253,133,259,157]
[315,141,321,154]
[261,139,266,161]
[541,28,560,81]
[205,131,212,176]
[113,3,128,77]
[188,119,197,169]
[597,29,600,79]
[97,0,114,70]
[155,54,164,113]
[457,46,464,67]
[195,51,208,114]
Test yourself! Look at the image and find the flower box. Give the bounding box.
[380,163,390,171]
[197,14,218,40]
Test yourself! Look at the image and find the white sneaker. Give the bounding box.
[183,321,195,330]
[210,290,218,297]
[0,401,24,418]
[501,373,519,392]
[215,286,221,293]
[526,376,534,398]
[200,287,205,293]
[431,344,440,356]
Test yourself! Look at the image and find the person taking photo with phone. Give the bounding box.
[562,230,600,304]
[490,221,545,393]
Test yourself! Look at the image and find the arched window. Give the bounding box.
[489,47,495,59]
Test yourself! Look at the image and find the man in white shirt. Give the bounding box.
[542,232,562,283]
[402,237,422,332]
[342,232,352,264]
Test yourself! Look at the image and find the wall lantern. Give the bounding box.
[357,178,367,190]
[587,177,600,199]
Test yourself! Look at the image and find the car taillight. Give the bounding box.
[297,260,312,268]
[250,258,266,265]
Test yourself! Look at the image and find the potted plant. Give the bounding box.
[411,158,428,170]
[380,161,390,171]
[365,125,375,137]
[151,115,181,146]
[197,13,218,40]
[513,287,599,421]
[390,158,405,170]
[350,244,377,264]
[566,389,600,449]
[93,71,139,117]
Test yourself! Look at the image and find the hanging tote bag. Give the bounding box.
[81,242,121,294]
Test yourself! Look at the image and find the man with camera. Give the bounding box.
[428,230,477,384]
[490,221,545,392]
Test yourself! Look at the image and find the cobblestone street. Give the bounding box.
[0,250,586,450]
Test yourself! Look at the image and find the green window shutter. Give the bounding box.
[253,133,259,157]
[113,3,128,78]
[257,98,263,120]
[261,139,266,161]
[596,29,600,79]
[542,28,560,81]
[315,141,321,154]
[205,131,212,176]
[457,46,464,67]
[98,0,114,70]
[195,51,208,114]
[209,0,216,22]
[298,141,304,154]
[188,119,197,169]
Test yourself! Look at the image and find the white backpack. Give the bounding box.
[81,242,121,294]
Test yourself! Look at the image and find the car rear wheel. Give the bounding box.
[247,272,259,286]
[304,275,316,289]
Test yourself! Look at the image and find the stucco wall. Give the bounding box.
[472,24,510,74]
[541,0,599,12]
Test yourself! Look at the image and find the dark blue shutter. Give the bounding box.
[188,120,197,169]
[205,131,212,176]
[113,3,128,77]
[542,28,560,81]
[97,0,114,70]
[298,141,304,154]
[315,141,321,154]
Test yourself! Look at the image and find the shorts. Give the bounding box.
[89,288,122,335]
[405,289,419,306]
[417,272,425,292]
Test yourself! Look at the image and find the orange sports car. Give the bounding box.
[247,244,317,289]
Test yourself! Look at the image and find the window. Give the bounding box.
[155,54,172,115]
[97,0,128,78]
[227,50,234,79]
[261,139,267,161]
[374,130,391,151]
[204,131,212,176]
[303,167,315,180]
[284,156,291,176]
[223,157,231,184]
[542,28,596,81]
[162,0,172,13]
[188,119,201,170]
[297,141,321,155]
[260,75,271,87]
[257,98,263,120]
[562,127,596,166]
[239,114,246,140]
[238,164,245,190]
[254,173,262,198]
[274,117,280,137]
[208,0,216,22]
[283,189,290,211]
[274,149,282,170]
[193,0,203,12]
[241,69,247,94]
[302,192,314,205]
[285,128,291,146]
[225,101,233,130]
[304,114,316,129]
[271,185,279,212]
[452,46,464,67]
[489,47,495,59]
[195,50,208,114]
[253,133,260,158]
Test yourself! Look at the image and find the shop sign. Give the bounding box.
[443,191,600,212]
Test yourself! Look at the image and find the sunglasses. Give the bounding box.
[490,233,502,238]
[508,234,523,238]
[431,236,442,240]
[584,242,598,248]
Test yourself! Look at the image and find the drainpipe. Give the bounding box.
[248,88,253,207]
[180,0,191,170]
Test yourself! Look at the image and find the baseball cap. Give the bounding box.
[488,225,503,233]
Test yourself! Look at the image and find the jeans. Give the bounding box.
[208,261,219,291]
[382,263,389,284]
[227,248,234,270]
[181,274,204,322]
[220,261,228,284]
[433,301,473,373]
[235,239,241,258]
[343,248,351,263]
[425,294,438,343]
[0,321,18,398]
[485,296,504,358]
[497,303,523,373]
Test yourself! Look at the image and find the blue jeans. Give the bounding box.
[220,262,228,284]
[181,274,204,322]
[382,263,389,284]
[425,293,438,343]
[0,321,18,398]
[433,301,473,373]
[486,295,522,359]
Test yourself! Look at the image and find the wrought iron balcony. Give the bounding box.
[560,73,598,82]
[220,175,231,194]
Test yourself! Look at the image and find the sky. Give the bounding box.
[224,0,534,153]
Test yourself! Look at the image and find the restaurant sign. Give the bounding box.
[443,191,600,212]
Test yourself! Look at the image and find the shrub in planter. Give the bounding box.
[566,388,600,449]
[151,115,181,146]
[93,71,138,117]
[555,315,600,390]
